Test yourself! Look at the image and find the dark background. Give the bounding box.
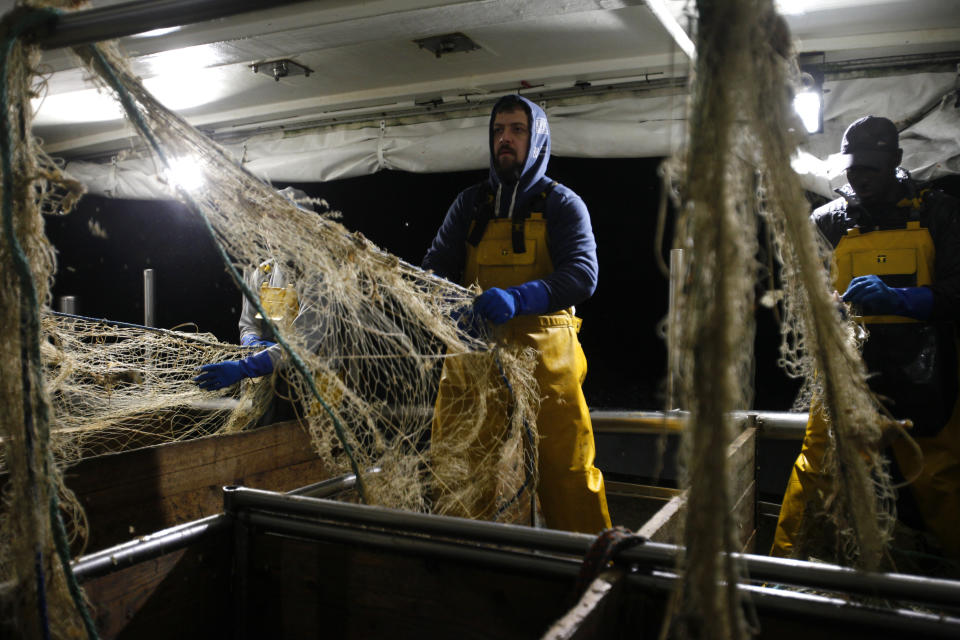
[44,155,803,411]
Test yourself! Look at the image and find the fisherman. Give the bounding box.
[772,116,960,560]
[193,188,333,407]
[423,94,611,534]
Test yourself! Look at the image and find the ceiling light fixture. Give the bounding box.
[251,59,313,82]
[414,32,480,59]
[793,69,824,134]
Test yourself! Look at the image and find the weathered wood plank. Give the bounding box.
[80,526,232,639]
[732,479,757,551]
[637,492,686,543]
[542,569,626,640]
[55,420,331,551]
[637,427,756,545]
[245,532,573,640]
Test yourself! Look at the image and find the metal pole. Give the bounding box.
[224,486,960,609]
[236,510,960,638]
[71,473,364,582]
[31,0,314,50]
[667,248,683,410]
[57,295,76,314]
[71,514,226,581]
[143,268,155,327]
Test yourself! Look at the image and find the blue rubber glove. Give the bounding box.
[194,350,275,391]
[896,285,934,320]
[842,275,933,320]
[240,334,277,348]
[474,281,550,325]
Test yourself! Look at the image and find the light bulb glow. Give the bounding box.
[793,90,821,134]
[166,156,205,192]
[33,44,226,125]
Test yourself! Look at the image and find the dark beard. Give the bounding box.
[495,162,520,184]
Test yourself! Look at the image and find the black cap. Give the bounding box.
[840,116,900,170]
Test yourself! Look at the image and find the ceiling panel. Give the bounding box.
[15,0,960,157]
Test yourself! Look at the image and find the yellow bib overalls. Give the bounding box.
[772,220,960,559]
[431,208,611,534]
[256,273,342,418]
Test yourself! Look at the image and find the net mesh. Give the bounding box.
[662,0,898,637]
[0,0,910,636]
[1,6,538,635]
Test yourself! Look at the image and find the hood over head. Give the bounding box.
[487,95,551,212]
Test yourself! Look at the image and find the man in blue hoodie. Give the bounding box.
[423,95,611,533]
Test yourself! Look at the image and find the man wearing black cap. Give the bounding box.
[772,115,960,561]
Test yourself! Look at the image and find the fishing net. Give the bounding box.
[1,2,539,636]
[1,0,909,637]
[663,0,898,637]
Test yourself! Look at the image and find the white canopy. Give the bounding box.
[65,71,959,201]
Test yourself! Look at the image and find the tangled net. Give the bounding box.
[1,0,908,637]
[664,0,898,638]
[1,3,539,635]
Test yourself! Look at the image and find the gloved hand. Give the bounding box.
[194,350,275,391]
[842,275,933,320]
[240,334,277,348]
[474,281,550,325]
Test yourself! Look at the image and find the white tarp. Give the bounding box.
[65,72,958,200]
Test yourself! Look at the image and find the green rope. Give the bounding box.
[79,43,368,502]
[0,6,99,638]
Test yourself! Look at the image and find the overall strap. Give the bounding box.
[511,181,558,253]
[467,182,495,247]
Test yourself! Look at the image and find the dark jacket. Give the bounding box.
[813,169,960,321]
[812,169,960,435]
[422,96,598,312]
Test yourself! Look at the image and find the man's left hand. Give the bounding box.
[474,287,518,325]
[842,274,902,315]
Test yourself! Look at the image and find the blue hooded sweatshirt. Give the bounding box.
[422,96,598,311]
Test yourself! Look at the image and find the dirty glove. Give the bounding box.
[474,281,550,325]
[194,350,275,391]
[240,334,276,348]
[842,275,932,320]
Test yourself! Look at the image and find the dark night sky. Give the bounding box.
[43,155,802,411]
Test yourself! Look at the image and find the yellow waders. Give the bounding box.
[431,212,611,534]
[772,221,960,559]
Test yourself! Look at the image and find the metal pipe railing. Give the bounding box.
[589,409,807,439]
[224,486,960,610]
[236,509,960,637]
[71,482,960,636]
[71,469,367,582]
[71,513,227,581]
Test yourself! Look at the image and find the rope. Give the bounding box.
[1,6,99,638]
[51,310,243,349]
[79,43,369,503]
[492,354,537,523]
[573,526,646,600]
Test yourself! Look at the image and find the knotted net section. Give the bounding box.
[1,6,539,636]
[663,0,898,638]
